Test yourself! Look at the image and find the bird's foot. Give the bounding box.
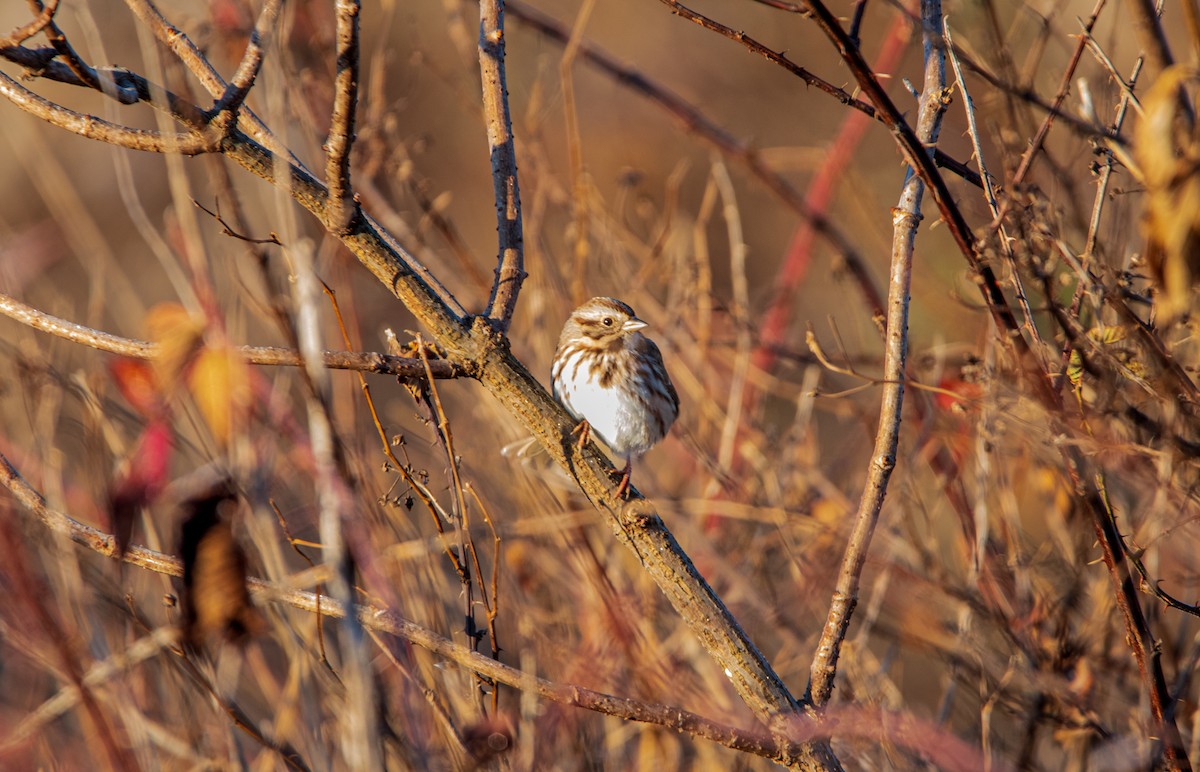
[571,419,592,450]
[614,460,633,499]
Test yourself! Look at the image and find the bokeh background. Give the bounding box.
[1,0,1198,769]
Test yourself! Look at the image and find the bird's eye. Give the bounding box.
[602,317,614,327]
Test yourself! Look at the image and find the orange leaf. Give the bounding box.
[109,359,162,417]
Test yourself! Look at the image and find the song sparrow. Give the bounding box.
[552,297,679,497]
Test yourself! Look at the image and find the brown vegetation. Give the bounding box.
[1,0,1199,769]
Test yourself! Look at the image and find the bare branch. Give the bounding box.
[0,46,140,103]
[479,0,527,330]
[808,0,949,709]
[122,0,291,159]
[326,0,362,234]
[0,291,464,379]
[0,67,217,153]
[0,0,58,49]
[210,0,284,116]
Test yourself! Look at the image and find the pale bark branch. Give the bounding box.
[0,291,464,379]
[0,66,217,154]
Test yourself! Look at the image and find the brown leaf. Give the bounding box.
[179,488,262,648]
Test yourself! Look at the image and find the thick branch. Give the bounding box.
[224,126,838,768]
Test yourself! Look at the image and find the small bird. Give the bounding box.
[552,297,679,497]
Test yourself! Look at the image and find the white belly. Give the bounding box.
[559,375,656,459]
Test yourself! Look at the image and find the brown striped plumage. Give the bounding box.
[552,297,679,496]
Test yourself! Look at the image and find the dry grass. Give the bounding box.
[1,0,1199,769]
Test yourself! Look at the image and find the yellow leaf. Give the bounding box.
[188,345,252,446]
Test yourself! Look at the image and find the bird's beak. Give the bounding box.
[623,317,648,333]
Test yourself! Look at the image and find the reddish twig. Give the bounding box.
[752,5,910,380]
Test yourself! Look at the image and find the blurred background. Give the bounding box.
[1,0,1197,769]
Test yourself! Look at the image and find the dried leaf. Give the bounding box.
[144,302,204,390]
[179,489,261,648]
[187,345,253,446]
[1136,65,1200,320]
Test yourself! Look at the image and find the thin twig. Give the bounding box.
[653,0,982,187]
[808,0,949,709]
[1010,0,1108,185]
[0,449,970,766]
[1,0,58,49]
[944,18,1046,369]
[121,0,292,158]
[210,0,283,116]
[0,290,463,378]
[1126,0,1174,73]
[793,0,1038,377]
